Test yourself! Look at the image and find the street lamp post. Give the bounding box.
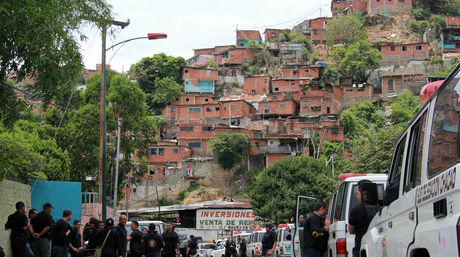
[99,25,167,222]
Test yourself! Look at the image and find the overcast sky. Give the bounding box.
[79,0,332,73]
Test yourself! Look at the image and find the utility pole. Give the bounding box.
[99,19,130,223]
[156,186,161,219]
[113,119,121,219]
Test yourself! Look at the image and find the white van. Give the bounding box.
[326,173,387,257]
[275,224,293,257]
[125,220,166,236]
[247,228,265,257]
[360,63,460,257]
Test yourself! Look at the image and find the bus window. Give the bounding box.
[428,68,460,177]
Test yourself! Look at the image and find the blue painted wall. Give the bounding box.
[29,180,81,223]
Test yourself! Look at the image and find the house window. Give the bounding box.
[311,106,321,112]
[171,107,176,113]
[291,82,295,85]
[173,148,179,154]
[332,128,340,135]
[169,120,175,126]
[150,168,155,175]
[303,103,308,108]
[205,98,209,102]
[357,87,364,92]
[280,104,286,108]
[377,46,381,51]
[388,79,394,91]
[215,107,220,111]
[264,110,269,113]
[188,107,201,113]
[253,132,262,139]
[188,142,201,148]
[416,45,422,50]
[223,107,227,111]
[263,104,269,109]
[274,87,279,91]
[327,107,331,114]
[180,126,193,132]
[293,71,298,75]
[158,148,164,155]
[206,107,212,112]
[402,46,407,51]
[150,148,158,155]
[390,46,395,51]
[272,95,277,100]
[305,69,309,73]
[184,69,189,73]
[202,126,215,132]
[186,98,190,101]
[271,32,276,37]
[231,105,236,110]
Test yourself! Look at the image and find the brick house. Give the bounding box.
[224,48,255,65]
[367,0,412,15]
[264,29,284,42]
[183,67,219,93]
[243,75,271,95]
[257,100,297,117]
[310,17,331,45]
[236,30,262,47]
[374,42,429,66]
[439,28,460,53]
[272,78,309,93]
[282,65,321,78]
[331,0,367,17]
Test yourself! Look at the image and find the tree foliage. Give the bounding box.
[209,133,250,170]
[128,53,185,113]
[325,15,368,46]
[0,0,112,102]
[249,156,336,223]
[413,0,460,15]
[324,40,382,85]
[390,90,421,126]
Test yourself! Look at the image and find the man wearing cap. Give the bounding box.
[143,224,164,257]
[186,235,198,257]
[5,201,29,257]
[30,202,54,257]
[261,223,277,257]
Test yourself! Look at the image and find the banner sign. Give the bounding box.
[196,209,264,230]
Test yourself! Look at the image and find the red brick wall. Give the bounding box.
[220,101,255,119]
[264,29,283,41]
[183,67,218,83]
[342,85,373,96]
[267,153,289,167]
[258,100,297,116]
[148,146,192,163]
[244,76,270,95]
[444,16,460,26]
[352,0,367,13]
[310,18,331,43]
[176,95,216,105]
[382,76,404,93]
[226,48,255,64]
[272,79,305,92]
[332,2,348,17]
[282,67,320,78]
[369,0,411,7]
[300,97,322,116]
[194,48,215,56]
[141,164,165,182]
[376,43,429,57]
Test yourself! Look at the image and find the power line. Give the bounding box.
[3,82,117,126]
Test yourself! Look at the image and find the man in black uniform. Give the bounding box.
[127,221,143,257]
[116,215,128,257]
[186,235,198,257]
[68,220,83,257]
[348,180,379,257]
[239,237,247,257]
[303,201,330,257]
[5,201,29,257]
[161,222,179,257]
[261,223,277,257]
[30,202,54,257]
[83,218,99,243]
[88,218,122,257]
[143,224,164,257]
[224,237,237,257]
[52,209,72,257]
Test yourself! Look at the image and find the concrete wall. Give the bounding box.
[0,180,31,256]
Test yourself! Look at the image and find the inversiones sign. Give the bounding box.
[196,209,263,230]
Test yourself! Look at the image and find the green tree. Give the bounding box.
[325,15,368,46]
[209,133,250,170]
[390,90,421,126]
[341,101,386,137]
[324,40,382,84]
[128,53,186,113]
[0,79,27,128]
[0,0,112,109]
[249,156,336,223]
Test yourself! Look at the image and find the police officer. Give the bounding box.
[5,201,28,257]
[261,223,277,257]
[161,222,179,257]
[88,218,122,257]
[143,224,164,257]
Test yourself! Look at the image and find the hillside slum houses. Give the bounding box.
[136,0,460,185]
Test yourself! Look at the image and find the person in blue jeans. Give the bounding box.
[303,201,330,257]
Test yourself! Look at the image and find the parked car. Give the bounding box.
[198,243,215,257]
[247,228,265,257]
[210,240,226,257]
[275,224,293,257]
[326,173,387,257]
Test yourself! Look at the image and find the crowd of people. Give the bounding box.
[4,203,185,257]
